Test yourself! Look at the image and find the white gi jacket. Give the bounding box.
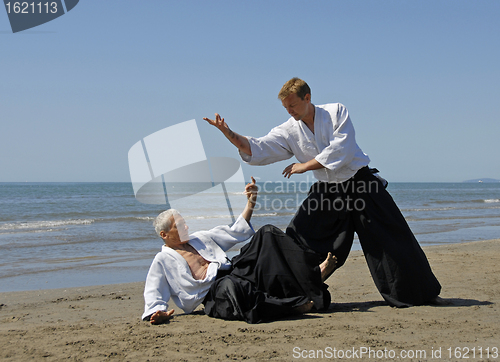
[142,215,255,320]
[240,103,370,183]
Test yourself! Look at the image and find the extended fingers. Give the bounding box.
[203,113,224,125]
[282,164,293,173]
[203,117,215,125]
[215,113,224,123]
[282,164,294,178]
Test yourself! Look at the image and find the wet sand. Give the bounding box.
[1,239,499,361]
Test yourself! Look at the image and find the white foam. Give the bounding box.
[254,212,278,217]
[0,219,95,231]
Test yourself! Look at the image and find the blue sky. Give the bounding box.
[1,0,499,183]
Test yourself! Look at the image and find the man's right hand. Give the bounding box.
[203,113,229,133]
[203,113,252,156]
[150,309,175,325]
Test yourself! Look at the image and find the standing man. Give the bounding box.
[204,77,442,307]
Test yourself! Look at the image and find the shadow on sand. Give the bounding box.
[190,298,494,324]
[324,298,493,313]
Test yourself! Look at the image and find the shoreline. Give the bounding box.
[1,239,499,361]
[0,237,491,295]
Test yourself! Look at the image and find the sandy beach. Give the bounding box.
[1,239,499,361]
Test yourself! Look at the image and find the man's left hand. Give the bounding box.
[244,176,258,204]
[282,163,308,178]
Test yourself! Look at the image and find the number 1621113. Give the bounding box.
[5,2,58,14]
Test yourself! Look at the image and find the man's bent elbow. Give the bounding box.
[238,143,252,156]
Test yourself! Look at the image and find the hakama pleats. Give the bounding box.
[286,166,441,307]
[203,225,331,323]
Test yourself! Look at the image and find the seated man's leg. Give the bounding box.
[205,224,332,323]
[203,275,312,324]
[230,224,331,311]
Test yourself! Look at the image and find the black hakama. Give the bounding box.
[286,166,441,307]
[203,225,331,323]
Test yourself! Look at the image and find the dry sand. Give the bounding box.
[1,239,499,361]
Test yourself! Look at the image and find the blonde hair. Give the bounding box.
[278,77,311,101]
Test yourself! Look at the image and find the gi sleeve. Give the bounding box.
[202,215,255,252]
[315,104,358,171]
[239,126,294,165]
[142,254,171,320]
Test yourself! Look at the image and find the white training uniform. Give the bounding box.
[142,215,254,320]
[239,103,370,183]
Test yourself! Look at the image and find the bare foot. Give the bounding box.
[150,309,175,325]
[320,252,337,282]
[293,301,314,314]
[428,296,453,306]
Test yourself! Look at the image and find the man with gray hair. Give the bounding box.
[142,177,336,324]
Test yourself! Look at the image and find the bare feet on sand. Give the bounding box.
[320,252,337,282]
[428,296,453,306]
[293,301,314,314]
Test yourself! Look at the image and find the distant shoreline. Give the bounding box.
[463,178,500,183]
[0,239,496,296]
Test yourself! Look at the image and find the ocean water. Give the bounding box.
[0,181,499,293]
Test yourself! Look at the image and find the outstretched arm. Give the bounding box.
[204,113,252,156]
[241,177,258,223]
